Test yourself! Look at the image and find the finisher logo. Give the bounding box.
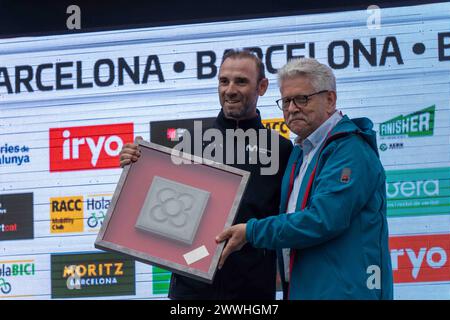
[49,123,134,172]
[379,105,435,137]
[0,193,33,241]
[51,252,135,298]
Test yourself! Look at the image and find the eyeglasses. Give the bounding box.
[276,90,328,111]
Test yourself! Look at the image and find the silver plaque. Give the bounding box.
[135,176,210,245]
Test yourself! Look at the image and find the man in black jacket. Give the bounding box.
[120,50,292,299]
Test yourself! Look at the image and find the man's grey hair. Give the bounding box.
[277,58,336,92]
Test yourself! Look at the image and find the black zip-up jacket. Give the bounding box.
[168,109,293,300]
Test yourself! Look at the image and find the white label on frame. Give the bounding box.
[183,245,209,265]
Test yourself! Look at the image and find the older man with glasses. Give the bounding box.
[217,57,394,300]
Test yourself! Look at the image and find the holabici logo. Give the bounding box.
[0,261,35,278]
[0,260,36,295]
[379,105,435,137]
[85,194,110,229]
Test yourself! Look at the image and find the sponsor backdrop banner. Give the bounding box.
[0,2,449,299]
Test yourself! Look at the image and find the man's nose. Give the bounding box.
[225,82,238,95]
[287,99,299,113]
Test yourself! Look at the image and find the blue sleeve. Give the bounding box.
[247,136,382,250]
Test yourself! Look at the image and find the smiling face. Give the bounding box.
[280,75,336,141]
[218,57,268,120]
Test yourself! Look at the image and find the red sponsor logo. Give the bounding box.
[166,128,177,141]
[166,128,186,141]
[390,233,450,283]
[49,123,134,172]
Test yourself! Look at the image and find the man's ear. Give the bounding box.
[326,90,337,114]
[258,78,269,96]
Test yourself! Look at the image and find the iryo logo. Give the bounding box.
[389,234,450,283]
[49,123,134,172]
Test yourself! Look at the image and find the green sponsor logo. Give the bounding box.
[0,262,35,277]
[51,252,135,299]
[152,266,171,295]
[0,260,36,296]
[380,105,435,137]
[386,167,450,217]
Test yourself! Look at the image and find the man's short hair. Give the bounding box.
[220,49,266,82]
[277,58,336,92]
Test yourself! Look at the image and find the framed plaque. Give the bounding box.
[94,140,250,283]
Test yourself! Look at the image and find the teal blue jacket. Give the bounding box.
[246,116,393,300]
